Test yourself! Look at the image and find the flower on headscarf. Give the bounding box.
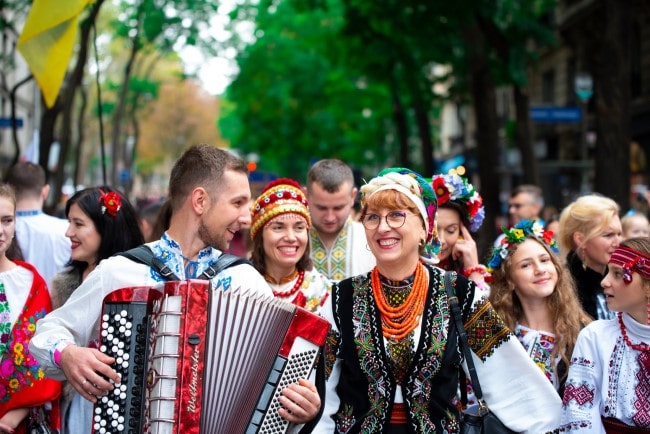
[430,172,485,232]
[99,189,122,217]
[486,219,558,272]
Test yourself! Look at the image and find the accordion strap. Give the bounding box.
[118,245,251,281]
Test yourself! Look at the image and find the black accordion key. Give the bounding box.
[93,300,154,434]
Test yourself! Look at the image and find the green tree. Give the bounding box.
[221,0,394,180]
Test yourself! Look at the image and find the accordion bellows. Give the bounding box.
[93,280,330,434]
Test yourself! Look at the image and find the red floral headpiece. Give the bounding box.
[98,189,122,217]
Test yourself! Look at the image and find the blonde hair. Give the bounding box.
[621,213,650,238]
[489,235,591,383]
[557,194,620,253]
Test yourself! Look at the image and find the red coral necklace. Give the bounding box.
[270,270,305,298]
[618,312,650,352]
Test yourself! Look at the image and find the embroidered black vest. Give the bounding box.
[330,264,473,433]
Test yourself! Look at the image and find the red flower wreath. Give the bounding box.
[98,189,122,217]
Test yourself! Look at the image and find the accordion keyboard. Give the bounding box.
[248,338,320,433]
[93,302,152,434]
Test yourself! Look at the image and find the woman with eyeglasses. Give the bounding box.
[313,168,561,433]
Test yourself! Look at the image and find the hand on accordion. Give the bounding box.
[277,378,321,425]
[60,344,122,403]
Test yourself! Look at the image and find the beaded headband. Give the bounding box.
[98,189,122,217]
[360,167,440,257]
[431,172,485,232]
[250,178,310,239]
[487,219,558,272]
[608,245,650,284]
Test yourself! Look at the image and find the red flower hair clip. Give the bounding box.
[98,189,122,217]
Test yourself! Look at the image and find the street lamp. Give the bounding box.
[574,72,593,193]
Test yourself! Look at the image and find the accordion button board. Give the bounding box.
[93,287,163,434]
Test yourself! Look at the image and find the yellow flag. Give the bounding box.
[17,0,92,108]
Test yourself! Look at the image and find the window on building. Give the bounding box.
[542,69,556,104]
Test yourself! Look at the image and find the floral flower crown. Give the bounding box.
[487,219,558,272]
[431,172,485,232]
[98,189,122,217]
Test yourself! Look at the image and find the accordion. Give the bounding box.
[93,280,330,434]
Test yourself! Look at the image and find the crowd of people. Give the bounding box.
[0,147,646,433]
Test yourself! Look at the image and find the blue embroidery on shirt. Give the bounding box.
[214,276,232,291]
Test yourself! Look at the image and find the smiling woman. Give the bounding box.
[249,178,331,312]
[314,168,563,433]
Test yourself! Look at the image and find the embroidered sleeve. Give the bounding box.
[465,298,511,361]
[560,326,603,432]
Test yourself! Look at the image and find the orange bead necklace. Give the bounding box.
[371,262,428,341]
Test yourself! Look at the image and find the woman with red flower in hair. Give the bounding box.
[431,171,490,293]
[50,186,143,433]
[250,178,331,312]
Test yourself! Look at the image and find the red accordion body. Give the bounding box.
[93,280,329,434]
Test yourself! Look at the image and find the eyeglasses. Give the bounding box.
[361,211,409,230]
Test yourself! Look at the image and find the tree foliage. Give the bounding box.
[220,0,394,180]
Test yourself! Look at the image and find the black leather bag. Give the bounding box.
[443,272,516,434]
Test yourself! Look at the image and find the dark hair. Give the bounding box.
[65,186,144,272]
[306,159,355,193]
[511,184,544,208]
[150,199,172,242]
[168,144,248,212]
[5,162,46,199]
[250,229,313,275]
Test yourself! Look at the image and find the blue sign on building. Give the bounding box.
[0,117,23,128]
[530,107,582,123]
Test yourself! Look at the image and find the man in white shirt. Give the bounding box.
[30,144,320,431]
[306,159,375,281]
[6,162,70,285]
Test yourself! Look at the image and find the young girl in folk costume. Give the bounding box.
[488,220,591,397]
[50,186,143,434]
[431,171,489,292]
[314,168,561,433]
[0,184,61,434]
[250,178,330,312]
[562,237,650,433]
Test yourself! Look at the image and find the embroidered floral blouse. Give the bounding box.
[0,261,60,428]
[514,324,559,390]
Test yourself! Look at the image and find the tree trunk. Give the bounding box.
[39,0,105,205]
[389,71,410,168]
[591,0,631,208]
[514,86,538,185]
[110,10,143,189]
[464,18,500,259]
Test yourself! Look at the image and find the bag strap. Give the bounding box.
[119,245,180,281]
[198,253,251,280]
[443,271,489,414]
[119,246,251,282]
